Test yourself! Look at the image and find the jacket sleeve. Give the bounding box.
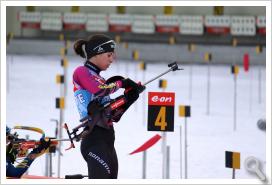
[6,157,34,178]
[73,66,122,97]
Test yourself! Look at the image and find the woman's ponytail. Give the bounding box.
[73,39,87,59]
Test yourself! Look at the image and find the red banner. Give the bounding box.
[109,25,131,32]
[148,92,175,106]
[156,26,179,33]
[21,22,40,29]
[206,27,230,34]
[257,27,266,35]
[63,23,85,30]
[243,53,250,72]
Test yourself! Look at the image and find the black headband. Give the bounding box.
[83,40,116,59]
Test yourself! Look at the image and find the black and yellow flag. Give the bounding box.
[26,6,35,12]
[56,75,64,84]
[139,61,146,71]
[231,65,239,75]
[204,53,212,62]
[256,45,263,54]
[59,33,64,41]
[164,6,173,15]
[61,58,68,67]
[132,50,139,60]
[115,35,121,44]
[71,6,80,13]
[117,6,126,14]
[179,105,191,117]
[169,36,175,45]
[56,97,65,109]
[159,79,167,89]
[225,151,240,169]
[7,32,14,45]
[60,47,67,57]
[213,6,224,15]
[188,43,195,52]
[232,38,237,47]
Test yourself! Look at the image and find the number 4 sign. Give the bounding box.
[148,92,175,132]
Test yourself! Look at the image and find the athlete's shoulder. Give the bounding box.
[73,66,89,78]
[74,65,88,73]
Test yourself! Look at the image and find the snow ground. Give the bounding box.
[4,54,267,181]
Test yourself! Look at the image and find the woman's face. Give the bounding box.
[91,52,116,71]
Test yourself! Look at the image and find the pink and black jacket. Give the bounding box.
[73,62,122,123]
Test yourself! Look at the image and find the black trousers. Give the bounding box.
[80,126,118,179]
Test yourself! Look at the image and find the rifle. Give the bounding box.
[8,126,70,158]
[64,62,183,150]
[10,139,58,157]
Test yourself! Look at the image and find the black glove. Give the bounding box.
[31,138,51,154]
[121,78,139,89]
[122,78,146,93]
[137,83,146,93]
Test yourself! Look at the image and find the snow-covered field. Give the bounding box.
[3,54,268,181]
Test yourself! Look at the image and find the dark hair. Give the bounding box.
[73,34,115,60]
[73,39,87,58]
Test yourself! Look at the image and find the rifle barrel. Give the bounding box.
[142,62,183,86]
[143,68,172,86]
[52,138,72,142]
